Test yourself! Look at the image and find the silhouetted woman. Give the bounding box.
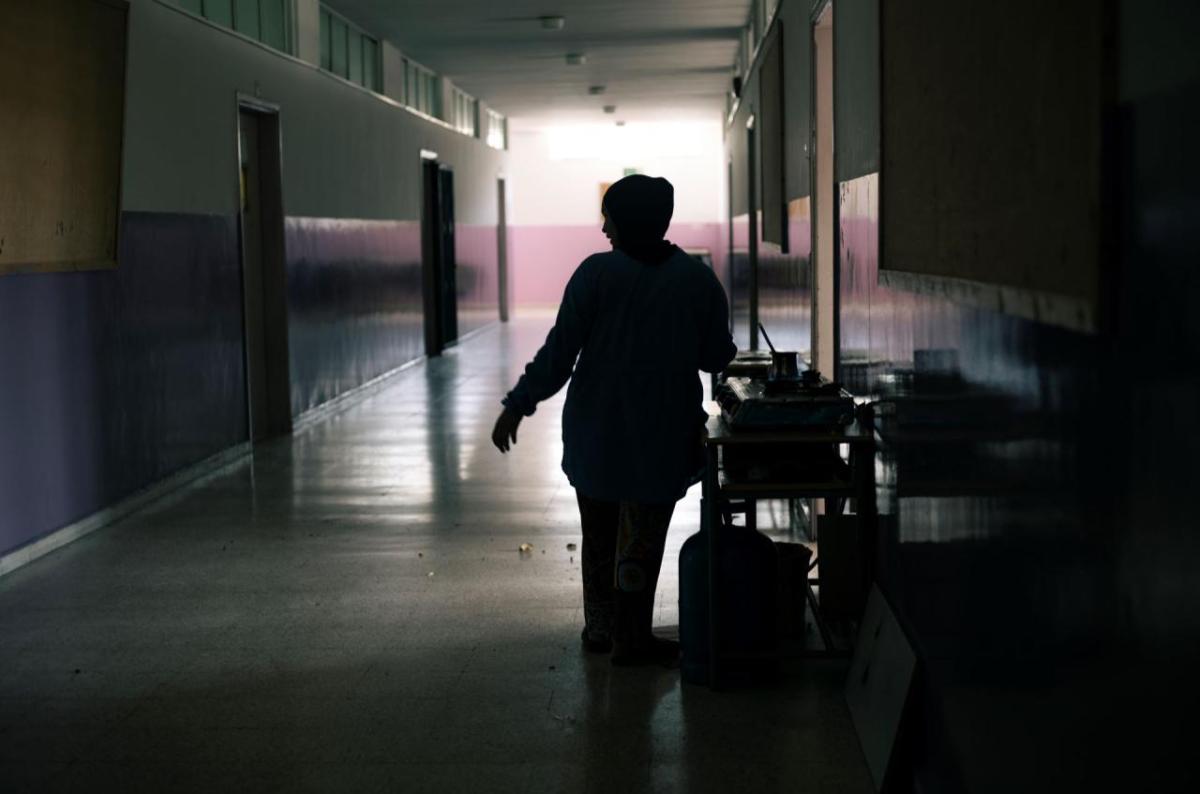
[492,174,737,665]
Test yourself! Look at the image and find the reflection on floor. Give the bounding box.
[0,317,871,793]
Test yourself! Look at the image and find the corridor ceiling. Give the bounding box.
[326,1,752,126]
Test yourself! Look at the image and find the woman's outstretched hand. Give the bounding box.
[492,407,523,453]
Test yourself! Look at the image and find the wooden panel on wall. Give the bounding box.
[834,0,879,183]
[0,0,128,275]
[881,0,1105,326]
[776,0,811,201]
[759,26,787,250]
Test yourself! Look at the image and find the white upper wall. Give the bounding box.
[121,0,506,220]
[507,122,725,226]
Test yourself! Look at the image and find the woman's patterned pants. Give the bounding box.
[576,491,676,650]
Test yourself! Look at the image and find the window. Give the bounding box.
[448,85,478,136]
[235,0,259,40]
[362,37,379,92]
[318,5,382,92]
[172,0,290,53]
[348,28,363,83]
[403,57,441,118]
[485,108,507,150]
[428,72,442,118]
[260,0,286,49]
[205,0,232,27]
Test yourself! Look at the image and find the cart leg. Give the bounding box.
[855,407,879,619]
[806,576,836,652]
[705,444,721,689]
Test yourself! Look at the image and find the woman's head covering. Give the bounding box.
[602,175,676,264]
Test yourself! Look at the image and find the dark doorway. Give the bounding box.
[497,177,509,323]
[237,101,291,443]
[422,157,458,355]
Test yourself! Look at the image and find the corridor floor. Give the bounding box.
[0,317,872,793]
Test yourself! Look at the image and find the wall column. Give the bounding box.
[293,0,320,66]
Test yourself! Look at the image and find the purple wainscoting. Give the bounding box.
[285,218,425,417]
[843,171,1109,640]
[0,212,246,557]
[729,214,752,350]
[509,223,725,309]
[841,170,1108,785]
[836,181,873,384]
[839,153,1200,788]
[758,198,813,357]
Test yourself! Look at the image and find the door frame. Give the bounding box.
[420,151,459,355]
[421,154,442,356]
[235,93,292,442]
[437,165,458,346]
[809,0,841,381]
[496,176,509,323]
[746,114,760,351]
[726,157,735,333]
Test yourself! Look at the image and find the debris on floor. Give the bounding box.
[566,543,577,551]
[418,552,423,557]
[427,571,435,577]
[518,543,534,553]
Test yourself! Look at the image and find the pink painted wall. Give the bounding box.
[510,222,726,307]
[454,222,501,335]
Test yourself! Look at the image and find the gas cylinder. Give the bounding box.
[679,500,780,684]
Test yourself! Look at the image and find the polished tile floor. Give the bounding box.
[0,317,871,793]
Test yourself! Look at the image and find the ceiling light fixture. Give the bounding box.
[565,52,586,66]
[603,104,616,114]
[615,120,626,127]
[588,85,606,95]
[539,15,565,30]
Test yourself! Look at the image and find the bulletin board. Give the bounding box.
[758,26,786,250]
[0,0,129,275]
[880,1,1106,331]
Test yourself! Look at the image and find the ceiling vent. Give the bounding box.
[565,52,586,66]
[603,104,617,114]
[588,85,606,95]
[539,15,565,30]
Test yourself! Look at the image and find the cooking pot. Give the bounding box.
[769,350,800,381]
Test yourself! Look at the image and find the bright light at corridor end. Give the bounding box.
[546,122,721,162]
